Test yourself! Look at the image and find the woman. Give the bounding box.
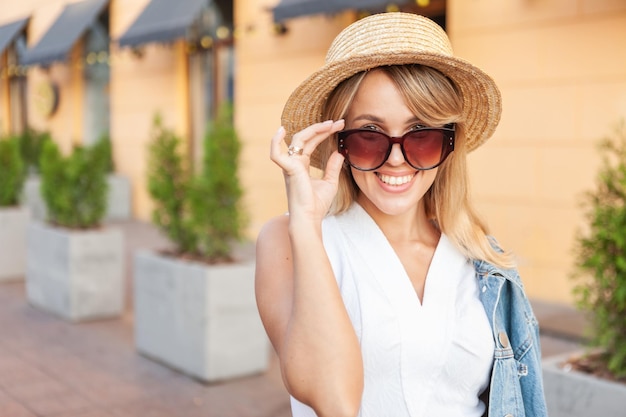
[255,12,547,417]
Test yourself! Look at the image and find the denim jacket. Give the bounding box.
[473,258,548,417]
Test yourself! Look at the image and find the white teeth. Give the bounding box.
[377,173,414,186]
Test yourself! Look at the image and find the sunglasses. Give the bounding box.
[337,124,455,171]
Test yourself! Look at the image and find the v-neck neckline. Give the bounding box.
[336,203,455,309]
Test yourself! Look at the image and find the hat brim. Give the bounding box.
[281,52,502,169]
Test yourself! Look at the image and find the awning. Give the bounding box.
[117,0,207,48]
[21,0,109,66]
[272,0,406,22]
[0,17,29,57]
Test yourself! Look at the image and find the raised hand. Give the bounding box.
[270,120,345,223]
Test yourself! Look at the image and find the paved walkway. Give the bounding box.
[0,220,587,417]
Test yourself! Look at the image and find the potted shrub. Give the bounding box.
[22,130,132,221]
[543,121,626,416]
[25,138,124,321]
[134,104,269,383]
[0,135,28,281]
[19,128,52,174]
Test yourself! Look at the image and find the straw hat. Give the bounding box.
[281,12,502,169]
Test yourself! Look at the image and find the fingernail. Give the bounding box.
[322,120,333,125]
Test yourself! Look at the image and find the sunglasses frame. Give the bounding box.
[337,123,456,171]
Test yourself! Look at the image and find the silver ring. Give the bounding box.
[287,145,304,156]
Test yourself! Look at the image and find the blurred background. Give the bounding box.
[2,0,625,304]
[0,0,625,415]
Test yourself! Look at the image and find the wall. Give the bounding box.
[7,1,80,153]
[0,53,10,133]
[109,0,190,221]
[235,0,352,236]
[448,0,626,303]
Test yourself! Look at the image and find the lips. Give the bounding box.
[376,172,415,186]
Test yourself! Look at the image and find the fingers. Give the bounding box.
[290,120,345,157]
[287,145,305,156]
[270,126,287,163]
[270,119,345,175]
[270,119,345,162]
[270,122,347,219]
[323,151,346,183]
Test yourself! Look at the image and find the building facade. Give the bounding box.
[0,0,233,218]
[1,0,625,304]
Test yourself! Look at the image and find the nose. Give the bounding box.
[386,143,406,166]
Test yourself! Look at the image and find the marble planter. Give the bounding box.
[26,221,124,321]
[0,206,29,281]
[133,250,270,382]
[543,352,626,417]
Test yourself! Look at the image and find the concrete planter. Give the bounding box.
[543,352,626,417]
[23,174,132,221]
[0,206,29,281]
[134,250,270,383]
[25,222,124,321]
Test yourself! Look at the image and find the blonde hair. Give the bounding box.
[320,65,515,269]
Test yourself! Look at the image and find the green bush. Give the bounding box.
[147,115,196,254]
[0,136,26,207]
[98,131,115,173]
[190,103,245,261]
[18,128,52,174]
[147,104,246,263]
[573,120,626,378]
[39,138,110,229]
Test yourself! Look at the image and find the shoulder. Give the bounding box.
[256,214,291,267]
[471,235,523,284]
[258,213,290,243]
[473,257,523,288]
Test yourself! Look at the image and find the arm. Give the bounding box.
[255,122,364,417]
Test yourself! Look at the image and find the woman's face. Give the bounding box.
[345,69,438,218]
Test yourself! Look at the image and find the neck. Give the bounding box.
[356,197,440,245]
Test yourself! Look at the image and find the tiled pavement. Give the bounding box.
[0,220,587,417]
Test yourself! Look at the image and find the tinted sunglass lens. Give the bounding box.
[403,131,445,169]
[344,131,388,170]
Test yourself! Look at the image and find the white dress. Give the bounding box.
[290,203,494,417]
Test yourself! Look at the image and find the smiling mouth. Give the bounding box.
[376,172,415,186]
